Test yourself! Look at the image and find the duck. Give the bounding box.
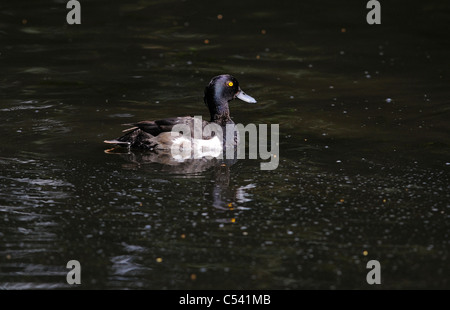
[104,74,257,158]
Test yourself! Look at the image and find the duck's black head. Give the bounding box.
[204,74,256,124]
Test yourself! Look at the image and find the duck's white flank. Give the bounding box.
[171,136,222,161]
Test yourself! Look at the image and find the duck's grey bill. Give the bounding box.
[236,90,257,103]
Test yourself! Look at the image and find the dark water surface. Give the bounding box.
[1,0,449,289]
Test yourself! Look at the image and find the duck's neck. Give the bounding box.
[208,99,232,126]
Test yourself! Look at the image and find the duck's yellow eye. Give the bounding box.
[227,81,234,87]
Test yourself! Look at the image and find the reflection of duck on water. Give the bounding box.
[106,146,238,174]
[108,147,254,211]
[104,74,256,158]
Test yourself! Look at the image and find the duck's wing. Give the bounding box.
[123,116,214,138]
[122,117,190,136]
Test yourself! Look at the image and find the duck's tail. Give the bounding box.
[103,128,157,151]
[103,139,131,146]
